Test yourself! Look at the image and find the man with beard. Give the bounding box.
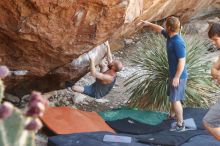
[67,41,123,99]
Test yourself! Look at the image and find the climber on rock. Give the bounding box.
[65,41,123,99]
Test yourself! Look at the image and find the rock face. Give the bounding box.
[0,0,218,96]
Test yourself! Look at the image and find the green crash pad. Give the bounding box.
[99,108,168,125]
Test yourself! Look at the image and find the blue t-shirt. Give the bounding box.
[161,29,188,79]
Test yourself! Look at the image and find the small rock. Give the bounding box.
[123,100,128,104]
[95,99,109,103]
[35,134,47,146]
[22,94,31,102]
[71,105,77,109]
[42,91,58,99]
[4,93,20,103]
[82,101,88,105]
[73,93,87,104]
[124,39,134,45]
[207,17,220,24]
[64,101,70,105]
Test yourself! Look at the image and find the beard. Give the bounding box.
[108,63,113,69]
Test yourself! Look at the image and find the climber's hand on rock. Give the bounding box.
[88,54,95,62]
[137,20,150,27]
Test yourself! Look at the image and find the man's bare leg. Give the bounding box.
[72,85,84,93]
[172,101,183,125]
[169,103,176,119]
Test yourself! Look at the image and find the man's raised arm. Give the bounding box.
[211,56,220,83]
[105,41,113,64]
[89,54,113,82]
[137,20,164,33]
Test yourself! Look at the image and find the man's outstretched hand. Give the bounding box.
[137,20,151,27]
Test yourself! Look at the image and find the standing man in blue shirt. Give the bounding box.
[138,16,187,131]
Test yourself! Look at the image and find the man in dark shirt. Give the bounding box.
[67,41,123,99]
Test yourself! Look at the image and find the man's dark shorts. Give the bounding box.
[203,99,220,128]
[83,84,96,98]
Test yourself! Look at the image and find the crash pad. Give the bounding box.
[41,106,115,134]
[99,108,167,125]
[48,132,149,146]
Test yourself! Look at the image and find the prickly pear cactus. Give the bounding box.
[0,66,47,146]
[0,80,4,103]
[0,108,35,146]
[0,65,9,103]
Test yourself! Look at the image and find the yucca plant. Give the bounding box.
[125,32,218,111]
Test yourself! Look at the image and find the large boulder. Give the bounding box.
[0,0,218,96]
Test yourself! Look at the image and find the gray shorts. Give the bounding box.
[203,99,220,128]
[83,84,96,98]
[167,78,187,102]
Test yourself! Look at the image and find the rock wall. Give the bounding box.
[192,0,220,19]
[0,0,218,96]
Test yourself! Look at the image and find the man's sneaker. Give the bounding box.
[175,122,185,132]
[65,81,74,88]
[65,81,74,91]
[170,122,185,132]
